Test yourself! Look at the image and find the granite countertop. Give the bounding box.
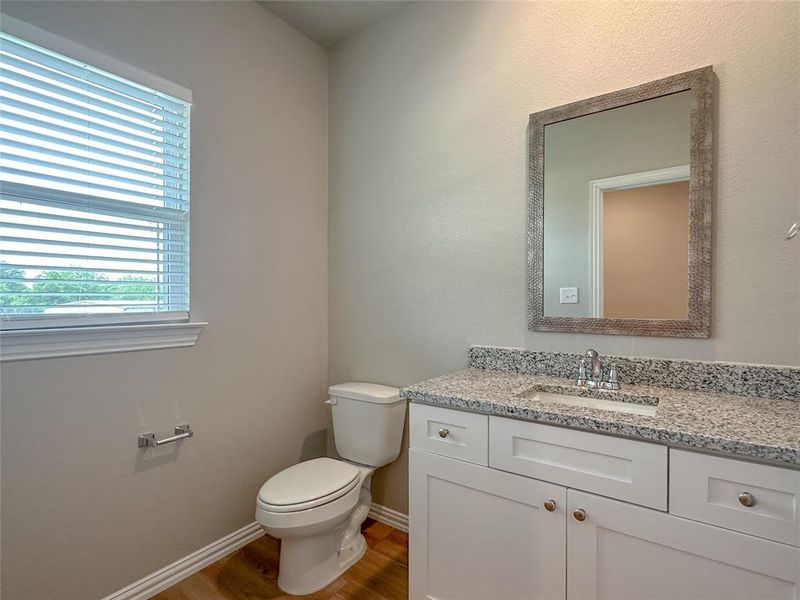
[401,368,800,467]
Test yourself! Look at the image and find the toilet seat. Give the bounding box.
[257,458,360,513]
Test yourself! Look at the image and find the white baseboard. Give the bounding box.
[101,521,263,600]
[368,502,409,533]
[101,505,406,600]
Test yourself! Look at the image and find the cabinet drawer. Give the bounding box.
[490,416,667,509]
[409,404,488,465]
[670,449,800,546]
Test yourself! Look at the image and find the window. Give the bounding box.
[0,28,191,332]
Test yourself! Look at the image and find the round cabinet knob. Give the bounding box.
[544,499,557,512]
[573,508,587,522]
[438,428,449,439]
[739,492,757,508]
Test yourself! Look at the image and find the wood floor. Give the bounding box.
[151,519,408,600]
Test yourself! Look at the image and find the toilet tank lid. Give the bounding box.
[328,382,401,404]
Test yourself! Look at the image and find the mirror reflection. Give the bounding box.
[542,91,691,320]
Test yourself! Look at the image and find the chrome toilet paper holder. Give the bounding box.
[138,424,193,448]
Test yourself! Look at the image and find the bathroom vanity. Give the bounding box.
[404,348,800,600]
[403,65,800,600]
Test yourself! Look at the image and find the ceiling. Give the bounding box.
[259,1,412,48]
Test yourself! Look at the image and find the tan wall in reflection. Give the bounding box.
[603,181,690,319]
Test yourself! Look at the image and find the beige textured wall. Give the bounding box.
[0,2,328,599]
[603,181,690,319]
[328,1,800,514]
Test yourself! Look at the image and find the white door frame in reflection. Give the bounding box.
[589,165,690,318]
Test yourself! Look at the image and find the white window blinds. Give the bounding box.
[0,30,191,329]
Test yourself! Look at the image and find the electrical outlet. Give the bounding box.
[559,287,579,304]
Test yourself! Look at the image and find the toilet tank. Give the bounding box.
[328,382,406,468]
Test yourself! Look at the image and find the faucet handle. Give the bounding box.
[577,358,588,386]
[604,364,621,390]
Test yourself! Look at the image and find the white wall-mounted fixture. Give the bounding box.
[138,425,194,448]
[559,287,579,304]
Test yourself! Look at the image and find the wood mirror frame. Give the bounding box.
[528,67,714,338]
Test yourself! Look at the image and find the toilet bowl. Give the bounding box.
[255,383,406,595]
[256,457,374,595]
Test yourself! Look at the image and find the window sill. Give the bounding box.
[0,321,207,362]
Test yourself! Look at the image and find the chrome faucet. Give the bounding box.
[576,349,620,390]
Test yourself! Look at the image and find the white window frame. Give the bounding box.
[0,16,205,361]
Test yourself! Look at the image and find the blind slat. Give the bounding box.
[0,205,187,234]
[0,77,188,142]
[2,263,180,275]
[2,182,189,222]
[0,57,184,126]
[1,277,178,286]
[2,136,188,184]
[0,106,186,158]
[0,87,189,147]
[1,167,181,207]
[0,37,188,115]
[0,292,188,297]
[1,221,186,245]
[1,122,189,174]
[0,248,186,266]
[0,56,187,128]
[0,31,191,323]
[0,235,188,256]
[0,302,188,310]
[1,156,186,199]
[2,152,188,195]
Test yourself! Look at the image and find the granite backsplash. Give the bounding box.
[467,346,800,402]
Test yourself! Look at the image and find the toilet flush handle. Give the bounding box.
[325,398,338,405]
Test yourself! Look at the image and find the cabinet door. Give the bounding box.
[567,490,800,600]
[409,448,566,600]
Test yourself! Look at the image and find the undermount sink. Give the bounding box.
[517,387,659,417]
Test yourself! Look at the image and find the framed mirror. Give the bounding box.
[528,67,714,337]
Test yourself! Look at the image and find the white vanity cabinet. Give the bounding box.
[409,404,800,600]
[409,449,566,600]
[567,490,799,600]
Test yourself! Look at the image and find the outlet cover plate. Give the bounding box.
[559,287,579,304]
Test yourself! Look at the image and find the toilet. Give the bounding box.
[255,382,406,595]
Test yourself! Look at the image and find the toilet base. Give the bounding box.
[272,470,374,596]
[277,529,367,595]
